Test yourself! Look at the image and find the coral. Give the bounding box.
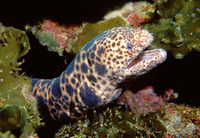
[29,17,129,56]
[161,104,200,137]
[0,24,41,137]
[0,106,27,134]
[143,0,200,59]
[117,86,177,114]
[55,103,200,137]
[27,20,79,56]
[104,1,156,29]
[0,131,16,138]
[55,107,166,138]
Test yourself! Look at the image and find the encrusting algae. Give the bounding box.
[143,0,200,59]
[55,103,200,137]
[0,24,41,138]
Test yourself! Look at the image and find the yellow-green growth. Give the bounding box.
[0,131,16,138]
[55,106,166,137]
[0,106,27,133]
[55,103,200,137]
[0,24,41,137]
[144,0,200,59]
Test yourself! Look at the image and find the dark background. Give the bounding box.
[0,0,200,107]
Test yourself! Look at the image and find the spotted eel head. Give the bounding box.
[86,27,167,83]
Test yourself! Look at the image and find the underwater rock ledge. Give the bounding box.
[0,23,41,138]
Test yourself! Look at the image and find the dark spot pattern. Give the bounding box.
[76,65,79,70]
[63,105,68,110]
[52,78,62,98]
[91,75,97,82]
[111,33,117,39]
[34,90,37,96]
[55,103,61,110]
[91,52,95,59]
[64,96,68,101]
[80,83,101,107]
[97,47,105,56]
[82,53,86,60]
[66,85,73,96]
[95,63,107,76]
[112,42,115,47]
[49,100,53,106]
[77,74,81,80]
[37,96,49,112]
[71,78,76,84]
[81,63,88,73]
[102,80,106,85]
[96,57,101,62]
[92,44,96,51]
[65,78,68,83]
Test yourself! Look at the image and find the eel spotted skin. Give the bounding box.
[31,27,167,122]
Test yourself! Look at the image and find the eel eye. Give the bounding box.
[126,44,133,50]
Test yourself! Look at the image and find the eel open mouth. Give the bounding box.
[127,49,167,68]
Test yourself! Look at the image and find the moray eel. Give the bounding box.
[31,27,167,122]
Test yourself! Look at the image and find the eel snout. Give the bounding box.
[125,48,167,77]
[128,48,167,68]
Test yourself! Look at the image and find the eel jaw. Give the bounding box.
[123,48,167,77]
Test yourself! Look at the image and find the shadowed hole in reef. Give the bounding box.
[20,32,69,79]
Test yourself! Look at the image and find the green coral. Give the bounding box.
[0,24,41,137]
[55,107,167,138]
[37,31,62,53]
[0,131,16,138]
[55,103,200,137]
[66,16,129,54]
[30,27,64,56]
[144,0,200,59]
[0,106,27,133]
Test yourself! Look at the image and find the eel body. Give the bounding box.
[31,27,167,122]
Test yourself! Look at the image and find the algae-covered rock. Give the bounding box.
[55,106,166,137]
[0,131,16,138]
[0,106,27,135]
[27,20,79,56]
[55,103,200,137]
[28,17,129,56]
[144,0,200,59]
[104,1,156,29]
[0,24,41,137]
